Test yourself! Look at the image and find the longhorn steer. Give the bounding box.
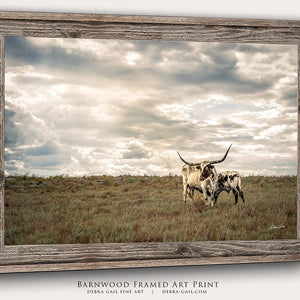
[177,145,232,206]
[214,171,244,205]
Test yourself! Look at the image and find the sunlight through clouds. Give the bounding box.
[4,37,298,177]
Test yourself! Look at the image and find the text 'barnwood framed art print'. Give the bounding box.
[0,11,299,273]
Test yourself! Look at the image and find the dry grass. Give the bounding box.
[4,175,297,245]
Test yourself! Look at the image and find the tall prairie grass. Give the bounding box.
[4,175,297,245]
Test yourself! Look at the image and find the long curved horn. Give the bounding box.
[177,144,232,166]
[209,144,232,164]
[177,151,198,166]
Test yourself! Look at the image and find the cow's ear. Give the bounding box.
[224,175,228,181]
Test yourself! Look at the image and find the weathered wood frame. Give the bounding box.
[0,11,299,273]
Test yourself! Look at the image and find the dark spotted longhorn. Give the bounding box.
[215,171,245,205]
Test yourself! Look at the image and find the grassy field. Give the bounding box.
[4,174,297,245]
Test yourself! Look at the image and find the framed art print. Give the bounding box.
[0,12,299,273]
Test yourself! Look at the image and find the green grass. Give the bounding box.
[4,175,297,245]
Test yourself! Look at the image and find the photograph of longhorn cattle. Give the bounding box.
[4,37,298,245]
[178,144,233,206]
[177,145,245,206]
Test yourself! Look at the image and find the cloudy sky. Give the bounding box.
[4,37,298,177]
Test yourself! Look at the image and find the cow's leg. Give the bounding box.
[203,188,211,206]
[233,189,238,205]
[238,188,245,203]
[188,188,194,201]
[203,193,214,207]
[213,191,220,205]
[209,191,216,207]
[214,195,218,205]
[183,184,188,203]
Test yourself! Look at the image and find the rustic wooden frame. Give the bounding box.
[0,11,299,274]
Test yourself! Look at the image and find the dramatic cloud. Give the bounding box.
[4,37,297,176]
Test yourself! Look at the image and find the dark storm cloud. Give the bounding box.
[172,69,271,93]
[236,43,288,54]
[4,101,69,174]
[170,42,273,93]
[5,37,138,92]
[24,141,60,156]
[4,102,46,147]
[111,99,199,143]
[122,143,150,159]
[132,40,273,94]
[5,37,44,65]
[5,37,272,96]
[207,118,246,129]
[6,37,92,70]
[5,37,168,97]
[280,88,298,105]
[24,154,71,168]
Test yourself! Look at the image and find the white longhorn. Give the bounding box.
[177,144,232,206]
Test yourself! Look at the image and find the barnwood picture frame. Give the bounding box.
[0,11,300,273]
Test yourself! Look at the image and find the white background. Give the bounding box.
[0,1,299,299]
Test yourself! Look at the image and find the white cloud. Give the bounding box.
[125,52,141,65]
[253,124,289,140]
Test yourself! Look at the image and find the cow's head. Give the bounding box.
[197,163,215,181]
[177,144,232,181]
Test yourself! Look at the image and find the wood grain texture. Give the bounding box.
[0,240,299,273]
[0,11,299,273]
[1,255,300,274]
[0,11,299,27]
[0,12,299,43]
[0,35,4,251]
[298,45,300,239]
